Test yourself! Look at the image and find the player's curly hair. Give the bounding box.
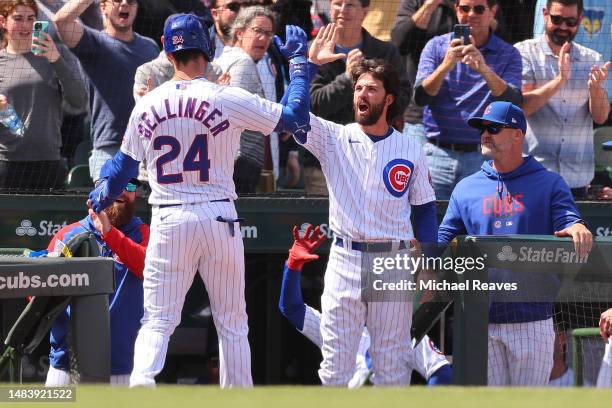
[0,0,38,49]
[350,59,401,123]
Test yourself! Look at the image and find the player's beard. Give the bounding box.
[355,99,385,126]
[104,200,135,228]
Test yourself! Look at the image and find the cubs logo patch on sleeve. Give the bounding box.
[383,159,414,198]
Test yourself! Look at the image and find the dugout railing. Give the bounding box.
[451,235,612,386]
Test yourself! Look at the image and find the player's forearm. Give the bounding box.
[522,77,564,116]
[54,0,90,48]
[411,201,438,257]
[276,58,311,141]
[589,86,610,124]
[102,226,148,280]
[278,262,306,331]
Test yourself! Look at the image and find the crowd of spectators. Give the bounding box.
[0,0,610,199]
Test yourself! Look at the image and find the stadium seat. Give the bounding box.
[66,164,93,189]
[72,139,92,167]
[594,126,612,180]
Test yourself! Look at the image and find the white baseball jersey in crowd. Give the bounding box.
[121,78,281,388]
[299,115,436,386]
[300,306,449,387]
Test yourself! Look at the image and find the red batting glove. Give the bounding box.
[287,224,326,271]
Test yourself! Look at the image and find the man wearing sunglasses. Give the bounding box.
[515,0,610,200]
[45,178,150,386]
[414,0,522,200]
[211,0,244,58]
[438,100,592,386]
[54,0,159,181]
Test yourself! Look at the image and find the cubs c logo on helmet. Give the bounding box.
[383,159,414,198]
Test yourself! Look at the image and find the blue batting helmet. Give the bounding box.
[163,13,215,62]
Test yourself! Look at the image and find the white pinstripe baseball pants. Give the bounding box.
[130,201,252,388]
[318,244,412,386]
[487,318,554,386]
[597,339,612,387]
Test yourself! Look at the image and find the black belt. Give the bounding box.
[158,198,230,209]
[433,140,479,152]
[335,237,408,253]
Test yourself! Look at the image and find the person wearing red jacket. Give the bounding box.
[45,179,149,386]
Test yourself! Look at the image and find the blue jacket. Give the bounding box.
[438,156,582,323]
[48,215,149,375]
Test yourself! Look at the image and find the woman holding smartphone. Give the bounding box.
[0,0,87,190]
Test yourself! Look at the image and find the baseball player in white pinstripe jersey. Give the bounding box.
[86,16,330,387]
[598,308,612,387]
[299,33,438,386]
[279,225,451,387]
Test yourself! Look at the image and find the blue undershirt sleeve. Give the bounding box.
[274,57,311,143]
[278,262,307,331]
[411,201,438,257]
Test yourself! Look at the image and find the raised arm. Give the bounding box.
[588,61,611,125]
[272,26,313,140]
[31,32,88,109]
[520,42,568,116]
[392,0,443,53]
[54,0,93,48]
[308,25,353,118]
[279,224,326,330]
[417,38,464,103]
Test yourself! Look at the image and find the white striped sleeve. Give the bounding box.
[300,305,323,347]
[219,86,282,136]
[408,145,436,205]
[296,113,342,168]
[121,107,146,162]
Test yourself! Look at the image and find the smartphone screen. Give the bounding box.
[31,21,50,55]
[453,24,471,45]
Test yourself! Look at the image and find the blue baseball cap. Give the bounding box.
[163,13,214,62]
[467,101,527,134]
[604,141,612,150]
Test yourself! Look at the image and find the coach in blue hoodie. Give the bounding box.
[438,101,592,386]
